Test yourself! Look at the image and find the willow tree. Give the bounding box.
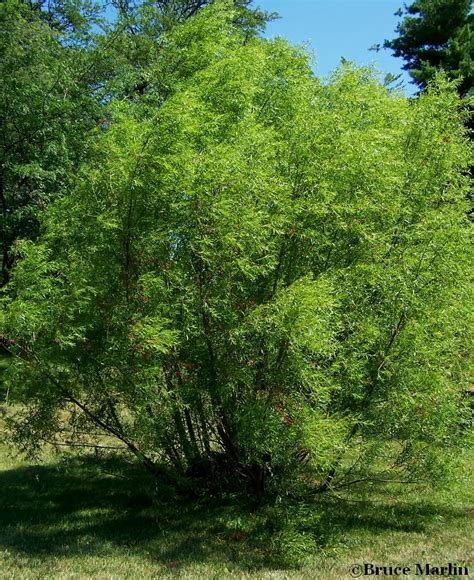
[1,2,472,496]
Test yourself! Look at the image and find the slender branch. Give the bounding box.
[42,439,126,450]
[310,476,421,495]
[334,477,422,489]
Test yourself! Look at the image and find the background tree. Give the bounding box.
[0,0,101,287]
[22,0,103,38]
[111,0,273,31]
[384,0,473,96]
[96,0,276,101]
[2,2,471,497]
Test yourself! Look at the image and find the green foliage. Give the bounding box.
[1,2,472,496]
[0,0,101,285]
[24,0,104,40]
[384,0,473,95]
[0,0,273,288]
[93,0,276,101]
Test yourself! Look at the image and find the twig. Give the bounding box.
[42,439,127,450]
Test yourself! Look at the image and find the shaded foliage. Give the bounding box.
[0,0,274,287]
[0,0,100,285]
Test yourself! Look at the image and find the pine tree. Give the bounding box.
[385,0,473,96]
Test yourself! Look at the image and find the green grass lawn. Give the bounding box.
[0,423,472,579]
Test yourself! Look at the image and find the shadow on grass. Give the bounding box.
[0,453,467,572]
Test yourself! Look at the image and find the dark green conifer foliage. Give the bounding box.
[384,0,473,95]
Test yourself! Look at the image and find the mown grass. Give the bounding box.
[0,416,472,579]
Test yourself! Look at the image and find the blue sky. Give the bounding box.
[258,0,415,94]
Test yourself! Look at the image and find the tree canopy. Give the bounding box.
[384,0,474,95]
[0,0,275,287]
[2,2,472,497]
